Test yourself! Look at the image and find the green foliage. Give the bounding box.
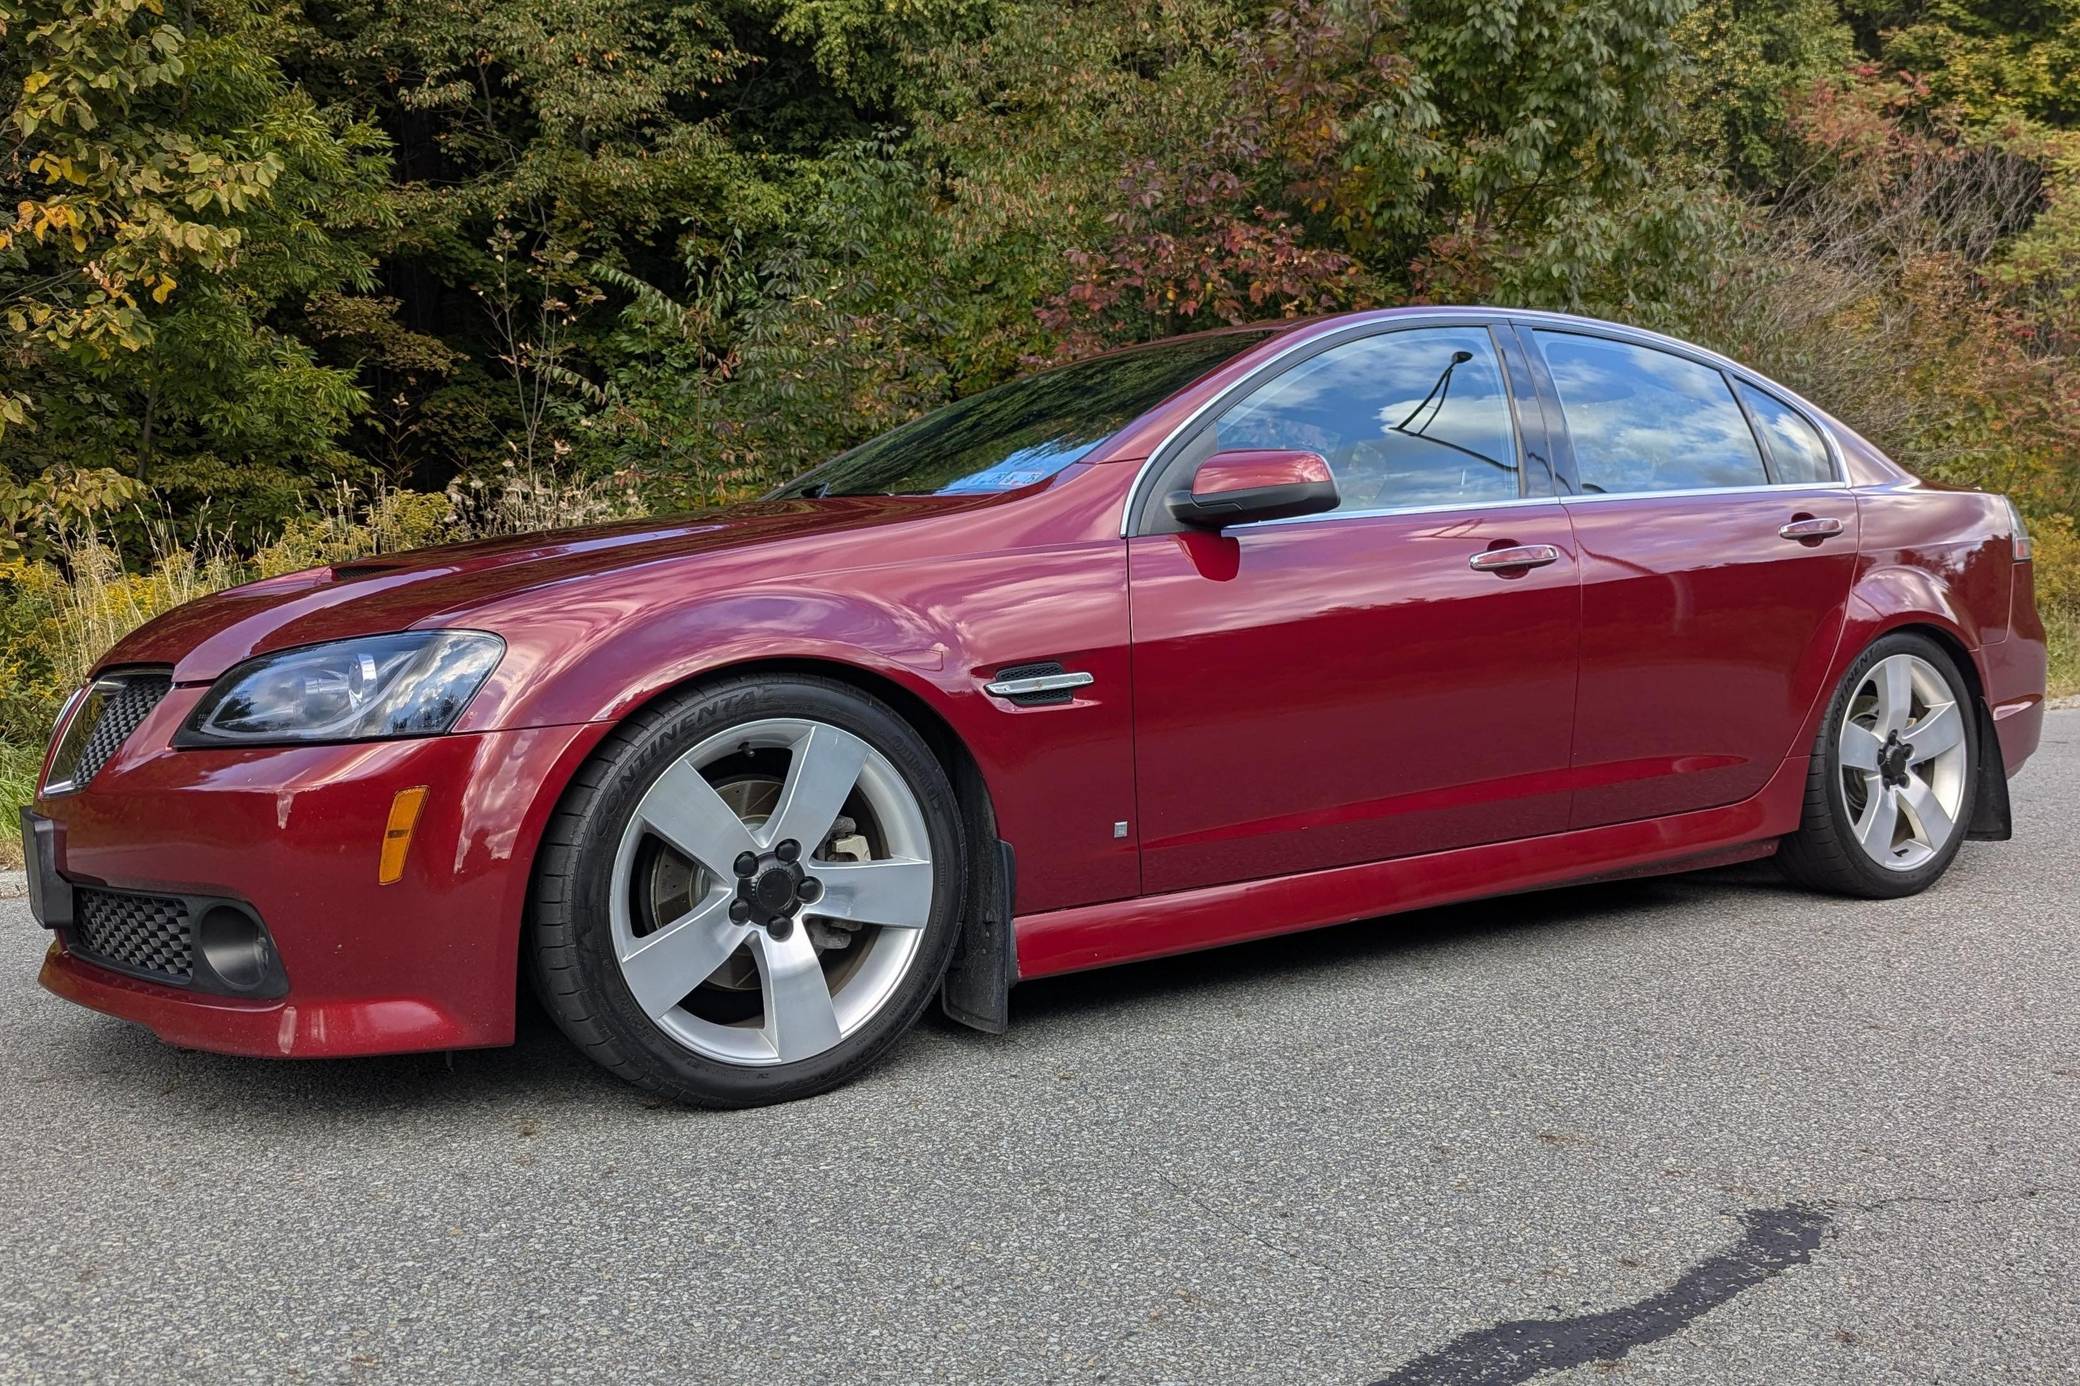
[1,0,394,539]
[1676,0,1857,187]
[0,741,35,867]
[0,0,2076,710]
[0,464,145,559]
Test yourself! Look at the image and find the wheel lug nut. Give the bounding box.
[797,877,823,904]
[728,899,753,924]
[733,851,758,878]
[775,839,800,864]
[767,917,794,941]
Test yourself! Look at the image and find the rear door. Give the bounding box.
[1518,323,1859,828]
[1126,321,1582,896]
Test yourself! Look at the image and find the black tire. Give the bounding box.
[1777,632,1978,899]
[529,674,967,1107]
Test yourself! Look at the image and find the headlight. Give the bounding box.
[175,632,504,747]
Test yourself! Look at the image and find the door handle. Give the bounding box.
[1779,517,1844,541]
[1467,544,1561,573]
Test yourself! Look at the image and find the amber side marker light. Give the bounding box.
[380,787,429,885]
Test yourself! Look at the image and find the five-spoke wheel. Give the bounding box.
[1836,653,1970,872]
[530,677,964,1107]
[1782,633,1978,898]
[611,716,936,1066]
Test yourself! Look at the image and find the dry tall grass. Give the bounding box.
[0,471,647,866]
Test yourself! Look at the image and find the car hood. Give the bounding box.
[102,495,994,682]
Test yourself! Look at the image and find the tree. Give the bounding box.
[1,0,391,538]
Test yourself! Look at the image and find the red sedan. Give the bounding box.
[22,309,2045,1106]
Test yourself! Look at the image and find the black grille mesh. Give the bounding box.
[69,673,172,786]
[72,889,194,983]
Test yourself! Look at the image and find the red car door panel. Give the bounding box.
[1519,324,1860,828]
[1563,488,1858,827]
[1129,504,1580,895]
[1125,322,1583,896]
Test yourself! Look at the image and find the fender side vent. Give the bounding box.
[983,661,1094,707]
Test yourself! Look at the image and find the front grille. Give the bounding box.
[48,670,172,790]
[71,888,193,984]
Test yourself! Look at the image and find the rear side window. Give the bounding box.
[1534,332,1768,494]
[1209,327,1521,512]
[1736,382,1834,484]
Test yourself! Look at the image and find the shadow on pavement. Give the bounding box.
[40,859,1807,1120]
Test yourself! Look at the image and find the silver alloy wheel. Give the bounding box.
[608,717,935,1065]
[1838,653,1969,872]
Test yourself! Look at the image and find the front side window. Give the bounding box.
[1205,327,1521,513]
[1534,332,1768,494]
[773,331,1273,498]
[1737,382,1834,484]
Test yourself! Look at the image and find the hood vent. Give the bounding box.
[330,557,410,580]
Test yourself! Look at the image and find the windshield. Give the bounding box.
[773,331,1275,498]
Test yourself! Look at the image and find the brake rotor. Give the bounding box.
[640,776,877,995]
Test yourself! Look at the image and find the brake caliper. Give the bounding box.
[807,816,872,953]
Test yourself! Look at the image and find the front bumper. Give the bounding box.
[30,684,606,1057]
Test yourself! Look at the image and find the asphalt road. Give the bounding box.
[3,717,2078,1386]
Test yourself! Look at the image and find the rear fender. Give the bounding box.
[1794,560,2010,838]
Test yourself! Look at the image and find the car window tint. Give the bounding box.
[1736,382,1834,484]
[1209,328,1520,512]
[1534,332,1768,494]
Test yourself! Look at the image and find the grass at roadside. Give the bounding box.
[2047,608,2080,702]
[0,741,37,870]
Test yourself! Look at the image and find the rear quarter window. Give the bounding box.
[1736,382,1835,484]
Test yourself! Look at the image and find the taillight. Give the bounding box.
[2005,497,2033,561]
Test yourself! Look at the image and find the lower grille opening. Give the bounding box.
[71,888,194,985]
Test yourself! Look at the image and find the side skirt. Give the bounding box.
[1013,754,1813,981]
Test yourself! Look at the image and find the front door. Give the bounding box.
[1127,323,1582,896]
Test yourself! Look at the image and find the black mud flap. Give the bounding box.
[941,839,1016,1034]
[20,807,73,930]
[1967,697,2013,841]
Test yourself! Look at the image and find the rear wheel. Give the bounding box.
[1779,633,1976,898]
[530,675,966,1106]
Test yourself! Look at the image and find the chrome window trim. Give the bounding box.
[1557,480,1851,505]
[1231,480,1854,534]
[1238,493,1565,532]
[1120,308,1853,536]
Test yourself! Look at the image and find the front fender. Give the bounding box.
[449,545,1141,917]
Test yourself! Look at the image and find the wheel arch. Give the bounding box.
[1803,607,2010,841]
[512,651,1018,1035]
